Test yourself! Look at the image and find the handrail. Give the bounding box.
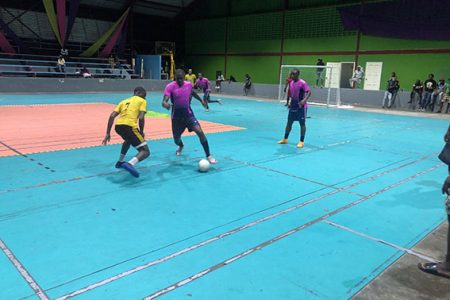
[0,52,128,62]
[0,57,131,68]
[0,64,136,72]
[0,70,139,77]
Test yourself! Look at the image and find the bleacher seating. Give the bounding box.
[0,53,139,79]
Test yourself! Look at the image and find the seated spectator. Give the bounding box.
[57,56,66,73]
[229,75,237,83]
[431,79,446,112]
[382,72,400,109]
[420,73,437,111]
[244,74,252,96]
[80,66,92,78]
[409,79,423,110]
[60,48,68,59]
[349,66,364,88]
[437,78,450,113]
[108,54,115,69]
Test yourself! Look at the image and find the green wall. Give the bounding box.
[185,3,450,88]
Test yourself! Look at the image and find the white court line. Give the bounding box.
[55,154,439,299]
[0,239,49,300]
[323,220,437,262]
[142,163,442,300]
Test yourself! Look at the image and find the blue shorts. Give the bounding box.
[172,116,200,137]
[288,107,307,125]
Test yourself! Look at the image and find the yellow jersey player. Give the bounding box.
[102,87,150,177]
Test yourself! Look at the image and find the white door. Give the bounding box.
[325,62,341,88]
[364,62,383,90]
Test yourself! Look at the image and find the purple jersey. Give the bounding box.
[195,77,211,92]
[164,81,194,118]
[289,79,310,110]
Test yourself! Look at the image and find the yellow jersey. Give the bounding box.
[185,74,197,85]
[114,96,147,128]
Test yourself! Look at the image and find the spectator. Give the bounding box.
[418,126,450,279]
[284,74,293,107]
[421,73,437,111]
[316,58,325,88]
[185,68,197,85]
[438,78,450,114]
[381,72,400,109]
[349,65,364,88]
[229,75,236,83]
[57,55,65,73]
[244,74,252,96]
[431,79,446,112]
[80,66,92,78]
[60,48,68,59]
[409,79,423,110]
[215,71,225,93]
[108,54,115,69]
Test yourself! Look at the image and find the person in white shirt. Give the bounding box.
[349,66,364,88]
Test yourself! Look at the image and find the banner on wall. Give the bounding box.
[80,8,130,57]
[42,0,62,46]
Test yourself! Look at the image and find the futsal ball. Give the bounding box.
[198,159,210,172]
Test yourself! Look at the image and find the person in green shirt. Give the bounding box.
[437,78,450,113]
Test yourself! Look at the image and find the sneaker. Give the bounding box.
[207,155,218,164]
[122,162,139,178]
[205,108,210,112]
[115,161,125,169]
[176,146,184,156]
[297,141,305,148]
[218,100,222,105]
[277,138,288,144]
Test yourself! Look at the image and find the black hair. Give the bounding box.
[134,86,146,96]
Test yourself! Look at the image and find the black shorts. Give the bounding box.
[115,125,146,148]
[172,116,200,137]
[288,107,307,126]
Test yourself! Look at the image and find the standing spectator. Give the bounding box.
[244,74,252,96]
[431,79,446,112]
[57,55,66,73]
[418,126,450,279]
[349,66,364,89]
[381,72,400,109]
[421,73,437,111]
[409,79,423,110]
[438,78,450,113]
[215,71,225,93]
[284,74,293,107]
[316,58,325,88]
[185,68,196,85]
[60,48,68,59]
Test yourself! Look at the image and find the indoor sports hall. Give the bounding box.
[1,1,450,300]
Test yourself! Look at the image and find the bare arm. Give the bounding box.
[162,95,171,110]
[300,91,312,106]
[138,111,145,136]
[102,111,119,145]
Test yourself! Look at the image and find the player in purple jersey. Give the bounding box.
[277,69,311,148]
[195,73,222,112]
[162,69,217,164]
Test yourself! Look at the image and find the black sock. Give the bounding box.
[201,140,211,157]
[300,135,305,142]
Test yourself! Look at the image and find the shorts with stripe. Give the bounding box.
[115,125,147,148]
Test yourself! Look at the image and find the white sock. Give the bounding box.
[128,157,139,166]
[119,154,125,162]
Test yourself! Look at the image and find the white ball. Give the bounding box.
[198,159,210,172]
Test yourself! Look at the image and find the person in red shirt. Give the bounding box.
[283,75,293,107]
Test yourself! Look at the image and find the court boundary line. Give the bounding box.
[0,140,56,172]
[141,163,442,300]
[322,220,436,262]
[0,239,49,300]
[54,155,440,300]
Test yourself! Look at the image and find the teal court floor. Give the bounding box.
[0,92,448,299]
